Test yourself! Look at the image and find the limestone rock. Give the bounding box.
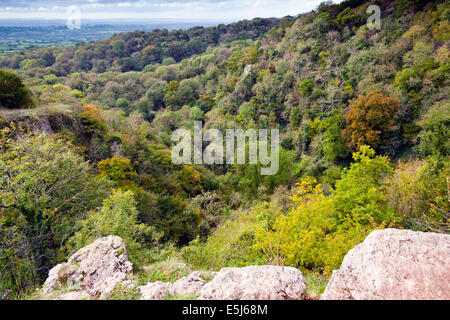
[41,236,133,299]
[321,229,450,300]
[137,281,171,300]
[171,271,206,296]
[120,280,137,291]
[54,291,91,300]
[199,265,305,300]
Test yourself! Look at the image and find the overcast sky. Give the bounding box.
[0,0,340,21]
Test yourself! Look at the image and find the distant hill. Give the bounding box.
[0,16,294,71]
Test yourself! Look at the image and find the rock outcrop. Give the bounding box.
[171,271,206,296]
[321,229,450,300]
[41,236,133,299]
[137,281,172,300]
[138,271,207,300]
[199,265,305,300]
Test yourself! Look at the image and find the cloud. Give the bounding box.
[0,0,340,20]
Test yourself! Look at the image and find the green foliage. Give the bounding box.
[416,100,450,156]
[108,283,139,300]
[332,146,397,226]
[0,219,38,299]
[255,146,398,274]
[226,50,245,75]
[319,111,349,162]
[388,157,449,233]
[299,79,314,96]
[0,130,111,295]
[136,255,191,285]
[1,0,449,299]
[304,271,329,299]
[163,80,180,107]
[97,157,138,185]
[237,102,255,123]
[0,69,35,109]
[67,189,155,268]
[0,131,109,228]
[183,208,266,270]
[115,98,131,113]
[190,106,204,121]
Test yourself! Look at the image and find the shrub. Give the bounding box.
[416,100,450,157]
[182,207,267,270]
[67,189,156,268]
[97,157,138,185]
[255,146,398,274]
[0,69,35,109]
[388,157,449,233]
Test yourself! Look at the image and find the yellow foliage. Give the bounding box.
[433,20,450,43]
[255,178,334,272]
[82,104,104,122]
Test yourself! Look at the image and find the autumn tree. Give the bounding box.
[97,156,138,186]
[342,91,400,152]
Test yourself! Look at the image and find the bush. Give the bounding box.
[255,146,399,274]
[0,130,111,295]
[0,69,35,109]
[182,208,266,271]
[67,189,156,269]
[388,157,449,233]
[416,100,450,157]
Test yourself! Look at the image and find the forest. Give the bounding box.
[0,0,448,299]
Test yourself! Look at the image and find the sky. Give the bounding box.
[0,0,340,21]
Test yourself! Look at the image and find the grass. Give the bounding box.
[165,293,199,300]
[108,284,140,301]
[136,256,192,286]
[303,271,329,300]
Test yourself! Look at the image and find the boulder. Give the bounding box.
[171,271,206,296]
[321,229,450,300]
[137,281,171,300]
[199,265,305,300]
[41,236,133,299]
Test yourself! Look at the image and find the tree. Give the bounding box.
[299,79,314,96]
[67,189,156,267]
[388,157,449,233]
[416,100,449,157]
[0,130,111,288]
[322,111,349,162]
[255,146,399,273]
[0,69,35,109]
[163,80,180,107]
[115,97,131,113]
[0,131,109,228]
[332,145,397,226]
[97,157,138,186]
[342,91,400,152]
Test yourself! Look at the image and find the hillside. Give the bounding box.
[0,0,448,299]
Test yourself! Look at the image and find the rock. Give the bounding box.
[41,263,66,294]
[41,236,133,299]
[137,282,171,300]
[171,271,206,296]
[120,280,137,291]
[199,265,305,300]
[321,229,450,300]
[54,291,91,300]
